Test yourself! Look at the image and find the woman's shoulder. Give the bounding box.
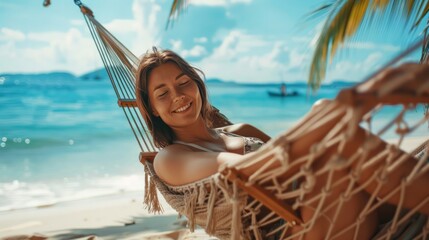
[153,144,191,185]
[153,143,220,186]
[154,144,190,168]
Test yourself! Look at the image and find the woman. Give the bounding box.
[136,47,429,239]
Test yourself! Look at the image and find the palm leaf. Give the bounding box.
[309,0,429,91]
[166,0,188,29]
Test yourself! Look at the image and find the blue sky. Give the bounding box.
[0,0,424,83]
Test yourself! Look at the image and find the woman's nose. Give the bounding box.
[173,95,185,103]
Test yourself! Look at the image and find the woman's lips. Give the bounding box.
[173,102,192,113]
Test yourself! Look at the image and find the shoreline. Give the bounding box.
[1,135,427,239]
[0,191,185,239]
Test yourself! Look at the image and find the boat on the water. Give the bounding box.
[267,90,299,97]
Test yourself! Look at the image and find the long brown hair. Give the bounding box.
[135,47,215,148]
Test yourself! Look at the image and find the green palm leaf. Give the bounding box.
[166,0,187,29]
[309,0,429,91]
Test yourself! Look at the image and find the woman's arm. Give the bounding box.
[154,124,270,186]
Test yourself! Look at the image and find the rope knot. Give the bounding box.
[350,170,361,182]
[327,154,348,169]
[322,186,331,195]
[358,215,366,223]
[289,220,297,227]
[376,170,388,184]
[340,192,351,201]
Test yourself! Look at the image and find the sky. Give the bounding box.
[0,0,425,83]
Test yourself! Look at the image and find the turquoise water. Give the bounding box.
[0,74,428,211]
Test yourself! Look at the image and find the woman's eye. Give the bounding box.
[179,80,190,86]
[158,91,168,98]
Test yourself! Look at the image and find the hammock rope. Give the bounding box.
[76,3,158,153]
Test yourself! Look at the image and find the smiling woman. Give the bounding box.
[135,47,276,239]
[135,47,270,186]
[136,47,221,148]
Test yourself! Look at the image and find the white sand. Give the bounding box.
[1,136,427,240]
[0,191,200,240]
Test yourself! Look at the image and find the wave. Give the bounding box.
[0,174,145,212]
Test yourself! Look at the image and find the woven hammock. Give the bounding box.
[67,2,429,239]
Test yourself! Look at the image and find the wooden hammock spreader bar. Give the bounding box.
[139,152,157,164]
[221,167,303,225]
[118,99,137,108]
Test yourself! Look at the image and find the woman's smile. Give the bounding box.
[173,102,192,113]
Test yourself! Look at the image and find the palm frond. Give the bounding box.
[308,0,429,91]
[305,2,335,20]
[412,1,429,28]
[166,0,188,29]
[421,21,429,62]
[309,0,370,90]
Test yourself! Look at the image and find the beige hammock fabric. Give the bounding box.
[145,164,250,239]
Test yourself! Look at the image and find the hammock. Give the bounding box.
[67,2,429,239]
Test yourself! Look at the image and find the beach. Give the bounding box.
[0,191,183,239]
[1,135,427,240]
[0,190,211,240]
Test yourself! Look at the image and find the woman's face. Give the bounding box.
[147,62,202,129]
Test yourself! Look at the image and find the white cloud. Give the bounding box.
[104,19,136,34]
[0,28,25,41]
[70,19,85,26]
[0,0,162,75]
[194,28,393,84]
[345,42,399,52]
[0,28,99,74]
[130,0,161,55]
[103,0,161,56]
[182,45,207,57]
[194,37,208,43]
[194,30,304,83]
[170,39,183,51]
[189,0,252,6]
[325,52,384,82]
[169,39,207,58]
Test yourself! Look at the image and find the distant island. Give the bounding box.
[1,72,76,79]
[1,68,358,88]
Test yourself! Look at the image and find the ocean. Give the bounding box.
[0,73,428,212]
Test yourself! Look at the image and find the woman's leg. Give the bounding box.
[236,99,428,239]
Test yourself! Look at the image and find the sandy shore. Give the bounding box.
[0,191,214,240]
[1,136,427,240]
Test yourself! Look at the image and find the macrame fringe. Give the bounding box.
[143,163,163,214]
[184,187,198,232]
[198,182,207,205]
[205,180,217,234]
[231,181,244,240]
